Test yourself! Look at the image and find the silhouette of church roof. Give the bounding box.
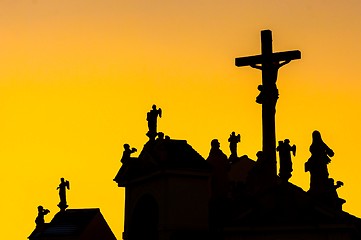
[114,139,210,186]
[223,179,361,238]
[222,155,361,232]
[114,136,361,239]
[28,208,116,240]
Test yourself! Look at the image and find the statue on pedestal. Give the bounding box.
[228,132,241,159]
[57,178,70,211]
[305,131,334,194]
[146,104,162,140]
[277,139,296,182]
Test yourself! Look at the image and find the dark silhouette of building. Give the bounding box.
[29,208,117,240]
[114,30,361,240]
[115,136,361,240]
[115,139,210,240]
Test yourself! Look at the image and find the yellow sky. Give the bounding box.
[1,1,361,239]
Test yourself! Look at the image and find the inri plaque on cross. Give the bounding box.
[235,30,301,176]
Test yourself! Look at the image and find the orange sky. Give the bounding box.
[1,1,361,239]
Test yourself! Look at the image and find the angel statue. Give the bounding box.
[228,131,241,159]
[146,104,162,139]
[277,139,296,182]
[57,178,70,211]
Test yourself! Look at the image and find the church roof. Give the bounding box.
[114,139,210,186]
[223,181,361,238]
[28,208,117,240]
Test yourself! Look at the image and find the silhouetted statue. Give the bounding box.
[207,139,229,230]
[250,60,291,87]
[120,144,137,165]
[57,178,70,211]
[207,139,229,198]
[146,104,162,140]
[114,144,137,183]
[277,139,296,182]
[250,60,289,110]
[327,178,343,194]
[228,132,241,159]
[325,178,345,210]
[235,30,301,177]
[35,206,50,228]
[250,151,266,175]
[305,131,334,194]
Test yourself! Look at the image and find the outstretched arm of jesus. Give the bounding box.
[278,60,291,68]
[250,64,262,70]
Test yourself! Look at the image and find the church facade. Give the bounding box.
[114,30,361,240]
[114,135,361,240]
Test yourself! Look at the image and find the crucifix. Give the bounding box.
[235,30,301,176]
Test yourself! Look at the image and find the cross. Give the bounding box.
[235,30,301,176]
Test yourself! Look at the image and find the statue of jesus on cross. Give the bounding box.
[235,30,301,177]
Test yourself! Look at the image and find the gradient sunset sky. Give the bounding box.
[2,1,361,239]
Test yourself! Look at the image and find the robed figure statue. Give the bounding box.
[146,104,162,140]
[57,178,70,211]
[228,132,241,159]
[305,131,334,194]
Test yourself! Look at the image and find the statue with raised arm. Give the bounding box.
[114,143,138,183]
[228,131,241,159]
[305,131,334,194]
[120,144,137,165]
[57,178,70,211]
[325,178,346,210]
[146,104,162,140]
[277,139,296,182]
[35,205,50,228]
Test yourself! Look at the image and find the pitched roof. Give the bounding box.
[29,208,116,240]
[114,139,210,186]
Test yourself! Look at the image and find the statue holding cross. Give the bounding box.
[235,30,301,177]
